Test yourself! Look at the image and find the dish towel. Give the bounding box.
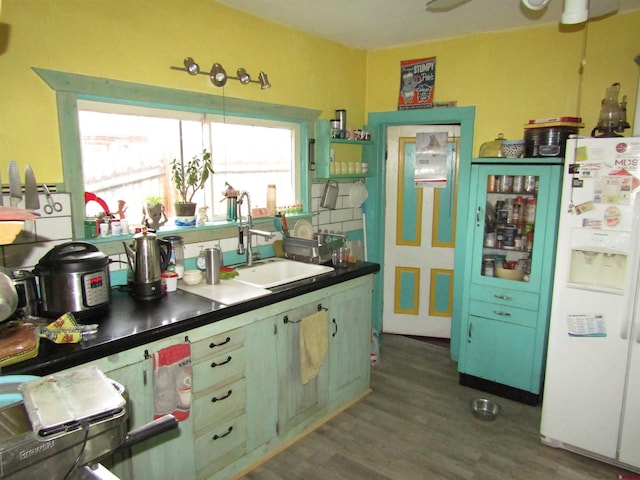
[299,310,328,385]
[153,343,192,422]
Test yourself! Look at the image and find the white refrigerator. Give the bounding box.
[540,136,640,472]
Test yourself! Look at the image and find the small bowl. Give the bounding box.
[471,398,499,421]
[182,269,202,286]
[495,267,525,281]
[500,140,525,158]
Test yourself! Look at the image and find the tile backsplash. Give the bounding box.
[1,181,366,278]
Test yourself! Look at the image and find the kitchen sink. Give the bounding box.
[178,258,334,305]
[233,258,334,289]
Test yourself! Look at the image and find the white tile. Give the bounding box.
[11,219,37,244]
[35,216,73,241]
[3,240,69,269]
[330,208,354,223]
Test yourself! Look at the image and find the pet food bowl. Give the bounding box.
[471,398,499,421]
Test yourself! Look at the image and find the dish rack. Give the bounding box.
[283,234,345,264]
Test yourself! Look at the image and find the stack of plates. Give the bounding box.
[293,220,313,239]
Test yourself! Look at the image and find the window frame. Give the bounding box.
[34,67,320,239]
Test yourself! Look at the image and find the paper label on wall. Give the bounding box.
[567,314,607,337]
[414,132,448,188]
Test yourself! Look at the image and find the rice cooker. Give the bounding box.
[33,242,111,319]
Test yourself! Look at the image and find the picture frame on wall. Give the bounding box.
[398,57,436,110]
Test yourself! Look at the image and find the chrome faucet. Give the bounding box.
[237,190,274,266]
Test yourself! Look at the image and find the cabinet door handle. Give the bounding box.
[211,356,232,368]
[468,323,472,341]
[476,207,481,227]
[212,426,233,440]
[209,337,231,349]
[332,318,338,337]
[212,389,232,403]
[493,310,511,317]
[493,294,512,301]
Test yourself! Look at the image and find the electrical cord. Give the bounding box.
[63,421,91,480]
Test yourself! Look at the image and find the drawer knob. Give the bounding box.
[213,426,233,440]
[209,337,231,349]
[210,356,232,368]
[212,389,233,403]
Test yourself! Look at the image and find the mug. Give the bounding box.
[345,128,356,140]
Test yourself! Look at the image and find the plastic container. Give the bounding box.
[267,184,276,216]
[524,126,578,157]
[164,235,185,279]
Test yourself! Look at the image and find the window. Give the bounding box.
[33,68,319,238]
[78,102,299,222]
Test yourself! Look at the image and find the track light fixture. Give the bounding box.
[210,63,227,87]
[170,57,271,89]
[183,57,200,75]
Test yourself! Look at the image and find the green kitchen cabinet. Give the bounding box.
[64,274,373,479]
[276,299,330,434]
[456,158,562,404]
[328,279,372,405]
[90,334,197,480]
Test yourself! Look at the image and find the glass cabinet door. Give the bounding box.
[470,164,553,287]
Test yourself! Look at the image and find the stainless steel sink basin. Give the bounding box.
[234,258,334,289]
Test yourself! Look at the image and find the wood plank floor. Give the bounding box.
[242,333,633,480]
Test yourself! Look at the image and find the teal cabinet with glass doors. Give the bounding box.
[456,158,562,404]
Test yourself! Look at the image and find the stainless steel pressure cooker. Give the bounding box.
[33,242,111,319]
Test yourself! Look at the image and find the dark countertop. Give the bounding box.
[1,261,379,376]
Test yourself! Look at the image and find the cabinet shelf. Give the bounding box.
[330,138,373,145]
[315,120,374,180]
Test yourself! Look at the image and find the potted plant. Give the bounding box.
[171,149,214,217]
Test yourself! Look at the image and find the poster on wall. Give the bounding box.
[398,57,436,110]
[414,132,449,188]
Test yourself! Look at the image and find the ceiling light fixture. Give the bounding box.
[521,0,551,10]
[210,63,227,87]
[258,71,271,89]
[170,57,271,89]
[183,57,200,75]
[561,0,588,24]
[236,68,250,84]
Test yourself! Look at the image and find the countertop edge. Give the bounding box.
[2,262,380,376]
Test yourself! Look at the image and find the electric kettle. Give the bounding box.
[123,228,171,300]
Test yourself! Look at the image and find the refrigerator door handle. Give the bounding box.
[621,194,640,340]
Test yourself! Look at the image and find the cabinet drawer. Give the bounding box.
[469,299,538,328]
[193,378,247,434]
[192,347,245,393]
[470,283,539,311]
[191,327,245,362]
[195,414,246,477]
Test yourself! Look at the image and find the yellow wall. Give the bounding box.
[366,11,640,156]
[2,2,639,182]
[0,0,367,182]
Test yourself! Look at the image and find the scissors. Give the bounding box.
[43,184,63,215]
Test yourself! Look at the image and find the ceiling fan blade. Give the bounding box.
[425,0,472,12]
